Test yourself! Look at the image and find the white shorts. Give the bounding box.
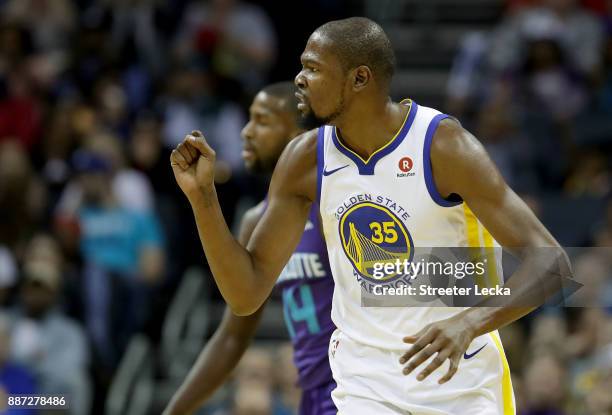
[328,329,515,415]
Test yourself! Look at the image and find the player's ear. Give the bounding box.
[352,65,372,92]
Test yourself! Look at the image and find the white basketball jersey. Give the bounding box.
[317,100,502,351]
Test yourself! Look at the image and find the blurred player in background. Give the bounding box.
[171,17,570,414]
[164,82,336,415]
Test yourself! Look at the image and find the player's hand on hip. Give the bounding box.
[399,316,476,384]
[170,130,216,200]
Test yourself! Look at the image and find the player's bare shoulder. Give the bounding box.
[269,129,318,202]
[431,117,503,199]
[431,117,481,160]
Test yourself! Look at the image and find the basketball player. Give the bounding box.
[171,18,568,414]
[164,82,336,415]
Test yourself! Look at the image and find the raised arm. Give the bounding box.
[170,130,316,315]
[400,118,569,383]
[163,206,266,415]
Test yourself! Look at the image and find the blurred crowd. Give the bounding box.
[200,344,302,415]
[446,1,612,414]
[0,0,290,412]
[0,0,609,414]
[448,0,612,202]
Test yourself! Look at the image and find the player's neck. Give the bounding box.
[335,99,407,161]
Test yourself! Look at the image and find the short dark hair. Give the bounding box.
[261,81,300,122]
[315,17,395,89]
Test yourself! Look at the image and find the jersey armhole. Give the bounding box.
[316,127,325,207]
[423,114,463,207]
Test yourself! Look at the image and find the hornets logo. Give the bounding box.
[338,201,414,283]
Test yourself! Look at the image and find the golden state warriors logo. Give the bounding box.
[338,201,414,283]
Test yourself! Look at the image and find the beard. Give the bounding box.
[245,152,282,175]
[298,95,345,130]
[245,159,263,174]
[298,111,325,130]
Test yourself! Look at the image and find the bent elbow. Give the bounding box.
[220,277,269,316]
[557,248,572,278]
[228,297,263,317]
[230,304,259,317]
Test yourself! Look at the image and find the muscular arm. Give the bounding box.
[431,119,566,332]
[174,130,316,315]
[401,118,570,383]
[163,206,267,415]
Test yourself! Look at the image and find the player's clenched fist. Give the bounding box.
[170,130,216,200]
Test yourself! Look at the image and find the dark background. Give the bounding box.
[0,0,610,414]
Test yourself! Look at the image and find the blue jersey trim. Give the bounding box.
[316,127,325,207]
[331,101,418,175]
[423,114,463,207]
